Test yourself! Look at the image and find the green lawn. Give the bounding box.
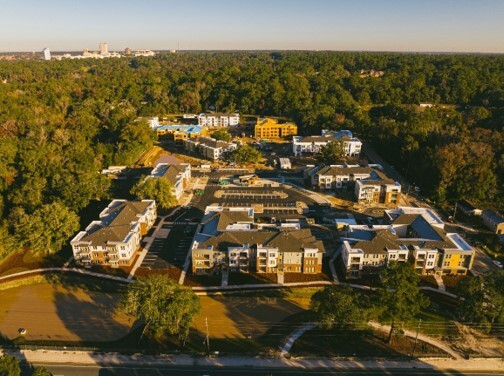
[289,325,449,358]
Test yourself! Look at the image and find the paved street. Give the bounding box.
[26,364,504,376]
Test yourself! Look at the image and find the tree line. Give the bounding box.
[0,51,502,259]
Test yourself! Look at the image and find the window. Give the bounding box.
[429,254,435,259]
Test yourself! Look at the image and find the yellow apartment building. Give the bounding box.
[254,118,298,139]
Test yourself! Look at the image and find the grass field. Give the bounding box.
[290,325,450,358]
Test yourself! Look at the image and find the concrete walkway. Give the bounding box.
[0,267,133,284]
[280,323,316,357]
[368,321,463,360]
[2,349,502,371]
[221,269,229,287]
[280,320,464,360]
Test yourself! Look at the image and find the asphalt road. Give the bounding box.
[28,364,504,376]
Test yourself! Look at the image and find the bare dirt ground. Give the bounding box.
[451,322,504,357]
[0,283,135,342]
[0,282,307,344]
[192,295,307,339]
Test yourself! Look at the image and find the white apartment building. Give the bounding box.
[198,113,240,127]
[293,130,362,157]
[149,162,191,201]
[340,207,475,278]
[43,48,51,61]
[71,200,156,267]
[184,136,237,160]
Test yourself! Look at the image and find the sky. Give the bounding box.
[1,0,503,53]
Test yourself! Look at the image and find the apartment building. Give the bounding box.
[310,165,401,205]
[198,113,240,127]
[311,165,374,190]
[71,200,157,267]
[191,207,324,274]
[155,125,206,142]
[340,206,475,278]
[184,136,237,160]
[149,162,191,201]
[293,130,362,157]
[354,177,401,206]
[254,118,298,139]
[192,228,324,274]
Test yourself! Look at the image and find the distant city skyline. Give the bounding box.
[1,0,503,53]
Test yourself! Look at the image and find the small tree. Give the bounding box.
[211,129,232,142]
[310,286,365,329]
[121,275,201,344]
[0,354,21,376]
[378,262,429,343]
[32,367,53,376]
[131,177,176,210]
[319,141,345,164]
[231,145,261,165]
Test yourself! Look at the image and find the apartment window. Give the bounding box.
[120,246,126,250]
[121,253,127,258]
[429,254,435,259]
[444,262,450,266]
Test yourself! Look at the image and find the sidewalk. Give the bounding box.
[2,349,502,371]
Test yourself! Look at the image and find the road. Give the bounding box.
[28,364,504,376]
[26,364,504,376]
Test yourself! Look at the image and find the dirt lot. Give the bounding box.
[0,283,135,342]
[193,295,308,339]
[0,282,308,345]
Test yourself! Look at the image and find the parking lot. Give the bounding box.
[141,222,197,269]
[220,193,284,200]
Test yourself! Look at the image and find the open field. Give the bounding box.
[0,281,309,349]
[0,282,135,342]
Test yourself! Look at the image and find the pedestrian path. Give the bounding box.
[368,321,462,360]
[221,269,229,287]
[280,323,316,357]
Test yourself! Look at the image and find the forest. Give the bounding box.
[0,51,502,258]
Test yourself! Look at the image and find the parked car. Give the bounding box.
[492,260,503,269]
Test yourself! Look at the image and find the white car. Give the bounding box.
[492,260,503,269]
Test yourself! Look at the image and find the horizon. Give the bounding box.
[1,0,503,54]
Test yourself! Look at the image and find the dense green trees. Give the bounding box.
[0,354,21,376]
[13,202,80,254]
[231,145,262,165]
[131,177,177,210]
[0,51,502,262]
[121,275,201,343]
[211,129,232,142]
[456,270,504,333]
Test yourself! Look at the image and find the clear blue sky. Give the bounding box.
[2,0,503,53]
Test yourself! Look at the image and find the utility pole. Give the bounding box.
[412,319,422,357]
[204,316,210,356]
[453,202,458,221]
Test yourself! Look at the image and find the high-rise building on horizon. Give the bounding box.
[124,47,132,55]
[99,42,108,55]
[42,47,51,60]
